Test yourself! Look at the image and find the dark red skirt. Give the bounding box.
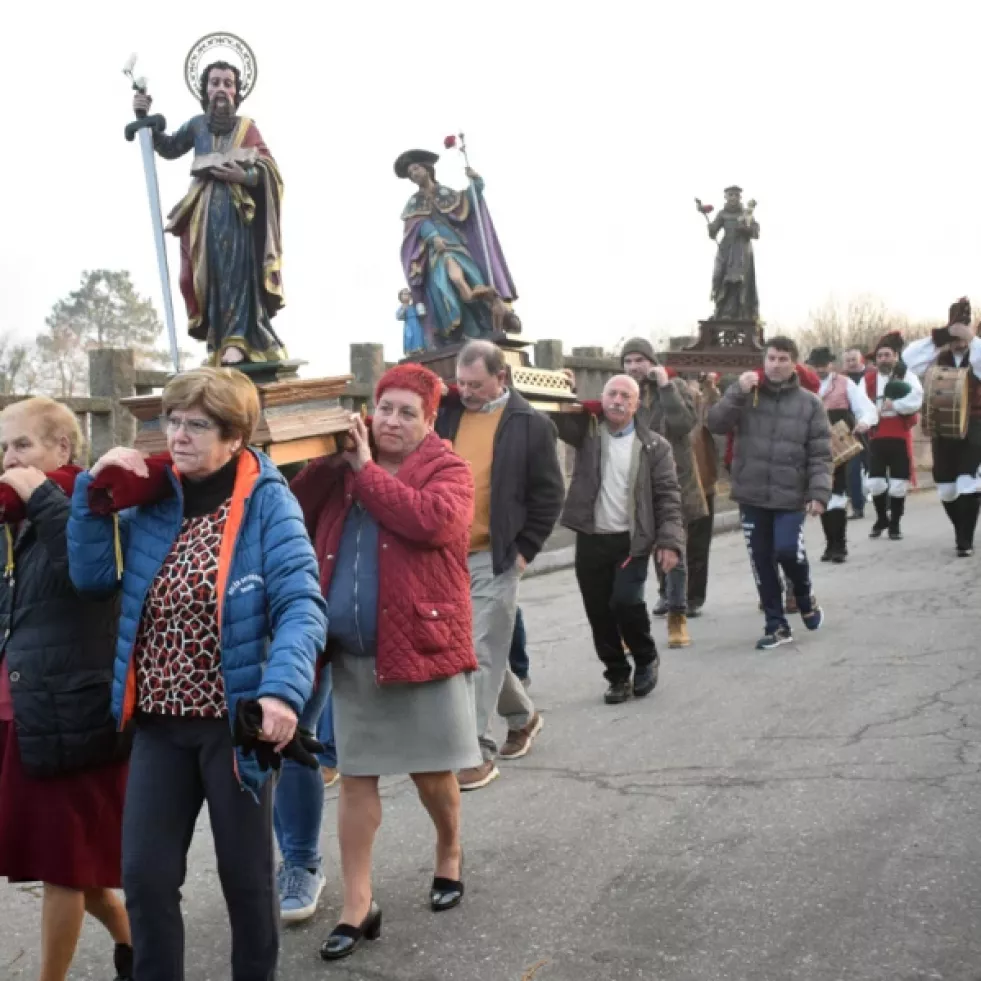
[0,720,127,888]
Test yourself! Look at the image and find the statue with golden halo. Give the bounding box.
[129,33,286,366]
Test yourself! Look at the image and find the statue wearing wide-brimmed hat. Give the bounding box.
[396,138,517,350]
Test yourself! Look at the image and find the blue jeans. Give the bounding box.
[508,607,529,681]
[846,454,866,513]
[740,505,814,634]
[273,664,335,871]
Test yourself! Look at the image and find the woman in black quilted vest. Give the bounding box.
[0,397,132,981]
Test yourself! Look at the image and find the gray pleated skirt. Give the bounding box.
[332,652,482,777]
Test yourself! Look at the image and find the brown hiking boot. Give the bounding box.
[499,712,544,760]
[667,612,691,649]
[457,760,500,791]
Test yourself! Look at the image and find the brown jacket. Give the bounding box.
[690,386,720,497]
[553,412,685,558]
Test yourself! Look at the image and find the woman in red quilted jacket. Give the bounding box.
[290,363,480,963]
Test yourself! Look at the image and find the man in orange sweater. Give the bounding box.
[436,341,564,791]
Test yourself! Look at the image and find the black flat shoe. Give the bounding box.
[604,679,631,704]
[319,902,381,961]
[430,874,464,912]
[632,662,658,698]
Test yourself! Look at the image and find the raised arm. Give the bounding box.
[353,452,474,547]
[151,119,196,161]
[67,471,128,594]
[657,378,698,440]
[901,337,938,379]
[707,382,750,435]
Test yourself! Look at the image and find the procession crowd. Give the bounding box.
[1,307,978,981]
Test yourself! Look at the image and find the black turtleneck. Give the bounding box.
[181,455,239,518]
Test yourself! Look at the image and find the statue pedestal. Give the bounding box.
[121,373,354,466]
[402,333,576,411]
[663,319,766,375]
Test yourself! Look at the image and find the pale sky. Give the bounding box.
[3,1,979,377]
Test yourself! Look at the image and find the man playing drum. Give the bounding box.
[806,347,878,562]
[904,298,981,556]
[864,331,924,542]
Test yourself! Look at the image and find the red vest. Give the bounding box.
[936,349,981,418]
[865,369,917,440]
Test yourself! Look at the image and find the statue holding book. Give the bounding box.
[131,38,286,365]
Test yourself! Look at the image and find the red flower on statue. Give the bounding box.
[701,204,715,214]
[443,135,457,149]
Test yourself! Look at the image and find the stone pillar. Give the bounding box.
[88,349,136,459]
[572,346,605,358]
[350,343,385,410]
[534,339,564,370]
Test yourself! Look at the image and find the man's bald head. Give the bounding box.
[602,374,640,431]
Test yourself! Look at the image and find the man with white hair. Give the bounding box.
[553,375,685,704]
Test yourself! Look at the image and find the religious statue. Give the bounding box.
[396,288,426,356]
[696,186,760,323]
[130,37,286,366]
[396,139,517,350]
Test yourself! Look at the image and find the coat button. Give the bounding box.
[381,543,388,550]
[431,610,438,617]
[8,671,19,683]
[326,554,334,561]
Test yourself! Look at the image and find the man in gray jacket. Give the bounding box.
[620,338,705,650]
[708,336,833,650]
[555,375,685,703]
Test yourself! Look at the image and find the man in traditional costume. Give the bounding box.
[134,61,287,365]
[806,347,878,562]
[396,150,516,349]
[903,298,981,556]
[864,332,923,541]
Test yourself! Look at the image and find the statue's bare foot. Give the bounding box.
[220,347,246,365]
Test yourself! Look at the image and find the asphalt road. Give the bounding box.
[3,493,980,981]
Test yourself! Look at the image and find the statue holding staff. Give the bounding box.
[396,137,518,350]
[696,186,760,323]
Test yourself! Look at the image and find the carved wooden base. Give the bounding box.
[120,374,354,466]
[663,318,766,374]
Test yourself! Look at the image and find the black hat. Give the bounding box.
[724,185,743,193]
[394,149,439,179]
[948,296,972,326]
[806,346,835,368]
[873,330,904,356]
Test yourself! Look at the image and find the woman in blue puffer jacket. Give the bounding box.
[67,367,327,981]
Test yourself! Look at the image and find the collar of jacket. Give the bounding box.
[759,372,801,395]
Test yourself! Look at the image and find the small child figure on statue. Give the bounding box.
[397,288,426,355]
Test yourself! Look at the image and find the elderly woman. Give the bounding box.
[0,397,132,981]
[67,368,326,981]
[290,363,478,962]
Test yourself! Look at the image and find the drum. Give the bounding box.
[922,366,969,439]
[830,419,862,469]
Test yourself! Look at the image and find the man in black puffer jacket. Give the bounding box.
[708,336,832,650]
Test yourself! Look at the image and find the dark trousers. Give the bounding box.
[122,715,278,981]
[686,492,715,607]
[508,606,529,680]
[574,532,656,682]
[846,453,866,513]
[740,505,814,634]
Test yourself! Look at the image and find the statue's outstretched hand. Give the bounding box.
[133,92,152,116]
[432,236,447,254]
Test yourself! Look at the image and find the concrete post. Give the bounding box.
[88,349,136,458]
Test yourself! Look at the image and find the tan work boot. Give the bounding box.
[667,612,691,649]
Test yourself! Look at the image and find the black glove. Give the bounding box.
[233,699,324,772]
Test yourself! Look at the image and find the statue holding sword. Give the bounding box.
[124,35,287,367]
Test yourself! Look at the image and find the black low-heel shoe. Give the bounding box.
[430,875,465,912]
[319,902,382,961]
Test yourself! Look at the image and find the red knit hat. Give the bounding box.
[375,363,443,419]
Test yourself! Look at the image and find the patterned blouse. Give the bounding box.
[134,502,230,717]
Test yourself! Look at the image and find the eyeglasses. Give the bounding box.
[163,415,217,437]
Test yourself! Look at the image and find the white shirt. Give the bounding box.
[904,335,981,381]
[818,373,879,429]
[594,425,635,534]
[873,369,923,417]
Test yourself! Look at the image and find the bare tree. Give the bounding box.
[0,333,41,395]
